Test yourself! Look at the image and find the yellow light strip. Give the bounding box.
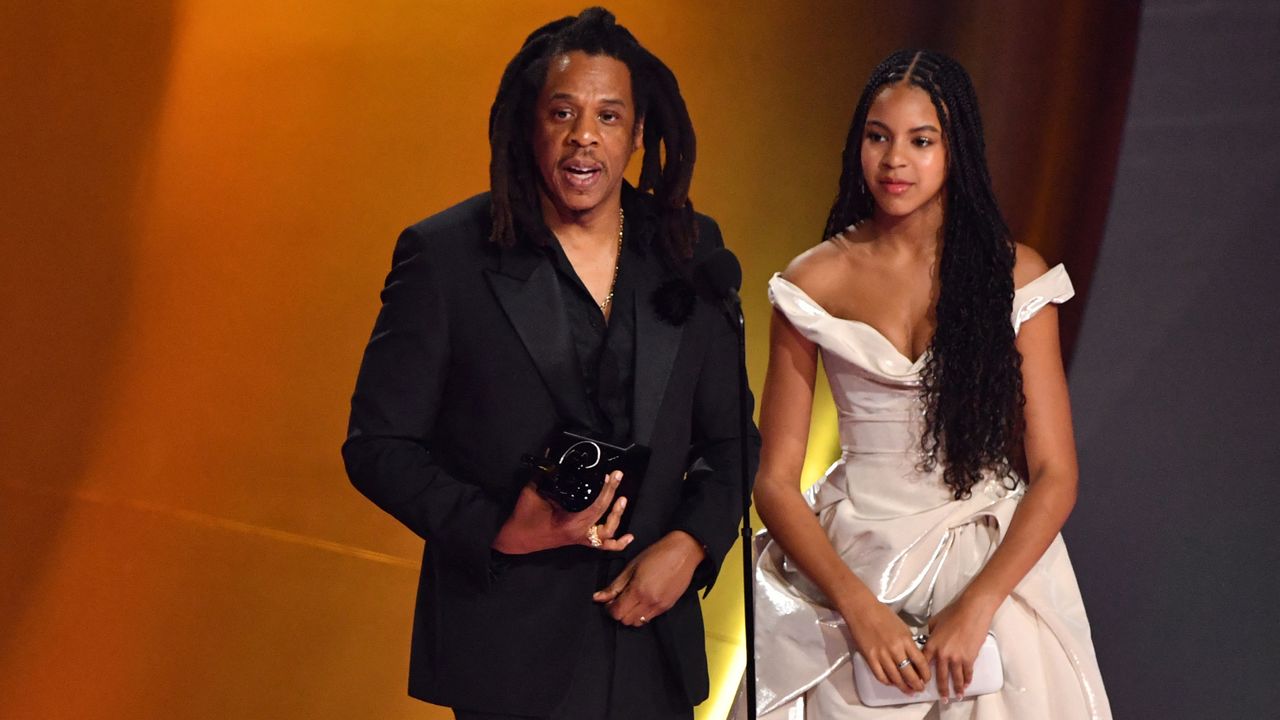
[1,480,420,570]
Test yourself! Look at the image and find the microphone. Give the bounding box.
[698,247,743,308]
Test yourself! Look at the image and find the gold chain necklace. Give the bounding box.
[598,207,624,313]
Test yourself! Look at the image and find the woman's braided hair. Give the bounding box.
[824,49,1022,499]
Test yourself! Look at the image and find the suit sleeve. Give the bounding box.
[341,226,507,589]
[670,217,762,594]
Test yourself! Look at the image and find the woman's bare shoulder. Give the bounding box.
[780,236,862,300]
[1013,242,1050,290]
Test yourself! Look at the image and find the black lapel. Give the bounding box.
[629,235,686,448]
[483,247,595,431]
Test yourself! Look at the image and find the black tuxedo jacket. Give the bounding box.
[342,188,757,715]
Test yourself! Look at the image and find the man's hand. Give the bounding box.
[491,471,634,554]
[592,530,706,626]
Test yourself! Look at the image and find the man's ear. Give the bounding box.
[632,116,645,152]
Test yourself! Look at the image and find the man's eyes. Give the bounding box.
[548,108,623,123]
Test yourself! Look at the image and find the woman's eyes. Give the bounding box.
[865,132,937,148]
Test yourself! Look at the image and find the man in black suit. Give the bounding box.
[342,8,757,719]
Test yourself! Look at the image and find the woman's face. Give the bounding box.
[859,84,948,220]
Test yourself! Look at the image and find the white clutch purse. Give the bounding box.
[851,632,1003,707]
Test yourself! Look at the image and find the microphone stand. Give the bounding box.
[700,248,755,719]
[722,292,757,720]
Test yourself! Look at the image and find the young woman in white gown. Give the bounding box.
[744,50,1111,718]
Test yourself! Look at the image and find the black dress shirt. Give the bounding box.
[545,228,637,446]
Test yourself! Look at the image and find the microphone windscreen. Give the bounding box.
[699,247,742,299]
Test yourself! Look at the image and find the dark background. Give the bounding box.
[1065,1,1280,717]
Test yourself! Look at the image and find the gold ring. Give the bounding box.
[586,525,602,548]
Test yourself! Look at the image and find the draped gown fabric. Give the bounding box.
[737,265,1111,719]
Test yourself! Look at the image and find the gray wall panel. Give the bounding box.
[1065,1,1279,717]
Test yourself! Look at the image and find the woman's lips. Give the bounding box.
[880,179,913,195]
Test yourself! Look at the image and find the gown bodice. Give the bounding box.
[766,266,1076,516]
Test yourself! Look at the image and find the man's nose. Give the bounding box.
[569,115,600,146]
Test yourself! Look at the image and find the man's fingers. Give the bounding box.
[602,496,627,538]
[606,589,640,622]
[598,533,634,552]
[603,575,663,626]
[623,607,656,627]
[592,561,635,602]
[616,591,663,626]
[586,471,623,516]
[584,494,631,552]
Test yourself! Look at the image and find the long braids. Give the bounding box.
[825,50,1022,499]
[487,7,697,266]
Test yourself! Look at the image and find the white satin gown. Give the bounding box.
[737,265,1111,719]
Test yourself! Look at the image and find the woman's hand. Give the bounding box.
[923,594,1000,700]
[843,600,931,695]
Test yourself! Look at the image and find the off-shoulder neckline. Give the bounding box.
[769,263,1067,366]
[769,274,930,366]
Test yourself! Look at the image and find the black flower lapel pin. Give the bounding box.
[650,276,697,326]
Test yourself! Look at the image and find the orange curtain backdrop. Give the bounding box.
[0,2,1136,719]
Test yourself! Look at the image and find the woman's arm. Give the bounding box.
[925,245,1080,698]
[756,304,930,694]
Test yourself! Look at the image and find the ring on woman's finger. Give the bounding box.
[896,658,911,670]
[638,615,648,624]
[586,525,602,548]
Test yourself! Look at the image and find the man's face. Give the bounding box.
[532,51,643,222]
